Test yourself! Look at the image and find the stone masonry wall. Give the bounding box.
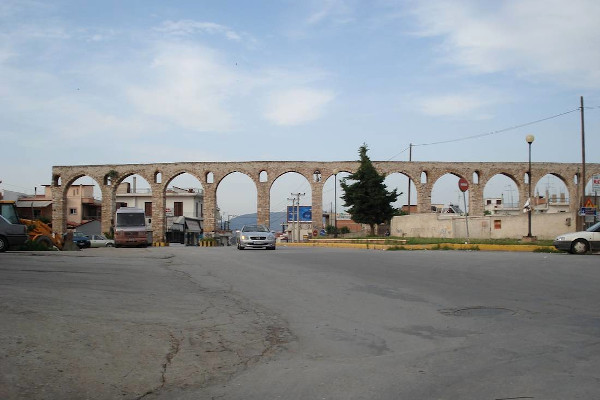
[51,161,600,244]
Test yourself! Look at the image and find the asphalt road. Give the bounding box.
[1,246,599,400]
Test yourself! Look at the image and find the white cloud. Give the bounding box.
[263,88,335,126]
[416,92,497,118]
[306,0,355,25]
[157,20,243,41]
[126,42,240,132]
[410,0,600,88]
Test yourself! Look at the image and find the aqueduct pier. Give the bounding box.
[51,160,599,242]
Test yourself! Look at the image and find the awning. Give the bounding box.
[185,219,202,232]
[15,200,53,208]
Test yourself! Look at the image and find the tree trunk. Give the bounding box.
[369,224,375,236]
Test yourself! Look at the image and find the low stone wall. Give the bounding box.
[391,212,576,240]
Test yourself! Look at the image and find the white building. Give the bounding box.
[116,182,204,232]
[484,197,521,216]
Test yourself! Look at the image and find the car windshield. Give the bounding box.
[116,213,146,227]
[242,225,269,232]
[585,221,600,232]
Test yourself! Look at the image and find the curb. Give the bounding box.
[282,242,557,252]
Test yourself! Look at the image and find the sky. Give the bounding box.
[1,0,599,218]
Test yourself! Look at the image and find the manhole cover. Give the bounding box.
[440,306,517,317]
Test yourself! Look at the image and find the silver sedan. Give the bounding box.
[237,225,276,250]
[89,234,115,248]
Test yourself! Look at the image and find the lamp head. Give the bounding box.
[526,134,535,144]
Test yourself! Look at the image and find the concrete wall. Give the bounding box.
[391,212,576,240]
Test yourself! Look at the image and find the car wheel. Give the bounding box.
[0,236,8,252]
[237,244,244,250]
[106,243,114,247]
[571,239,589,255]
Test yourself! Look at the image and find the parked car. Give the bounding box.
[237,224,276,250]
[69,232,91,249]
[89,234,115,248]
[553,221,600,254]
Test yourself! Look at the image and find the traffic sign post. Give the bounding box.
[592,175,600,193]
[458,178,469,242]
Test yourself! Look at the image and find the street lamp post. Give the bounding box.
[526,134,535,238]
[334,173,338,238]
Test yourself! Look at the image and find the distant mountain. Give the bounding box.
[228,212,287,232]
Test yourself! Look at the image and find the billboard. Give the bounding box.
[287,205,312,222]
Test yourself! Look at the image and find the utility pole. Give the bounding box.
[580,96,586,230]
[291,192,305,242]
[407,143,412,215]
[287,196,296,242]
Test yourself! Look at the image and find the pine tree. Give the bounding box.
[340,144,399,236]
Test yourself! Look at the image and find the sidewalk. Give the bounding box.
[281,239,556,252]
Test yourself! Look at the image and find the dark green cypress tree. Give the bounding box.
[340,144,399,236]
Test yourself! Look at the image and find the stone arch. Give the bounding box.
[259,170,268,183]
[50,160,600,238]
[216,171,258,229]
[159,171,206,239]
[56,172,104,233]
[430,172,470,213]
[313,170,322,183]
[206,172,214,184]
[270,171,313,229]
[384,171,418,213]
[164,170,204,188]
[533,172,571,212]
[482,173,522,214]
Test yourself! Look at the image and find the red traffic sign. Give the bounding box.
[458,178,469,192]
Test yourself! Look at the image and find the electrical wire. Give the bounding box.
[386,107,582,160]
[415,108,580,148]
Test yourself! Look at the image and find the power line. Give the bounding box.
[414,108,580,148]
[386,146,411,161]
[386,108,581,160]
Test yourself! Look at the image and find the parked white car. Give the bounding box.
[89,234,115,248]
[553,221,600,254]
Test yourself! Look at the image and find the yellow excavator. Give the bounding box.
[0,200,64,250]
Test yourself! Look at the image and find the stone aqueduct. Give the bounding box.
[51,161,599,242]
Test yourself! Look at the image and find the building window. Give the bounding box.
[486,199,492,205]
[33,209,41,218]
[494,220,501,229]
[496,199,502,205]
[174,202,183,217]
[69,208,77,215]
